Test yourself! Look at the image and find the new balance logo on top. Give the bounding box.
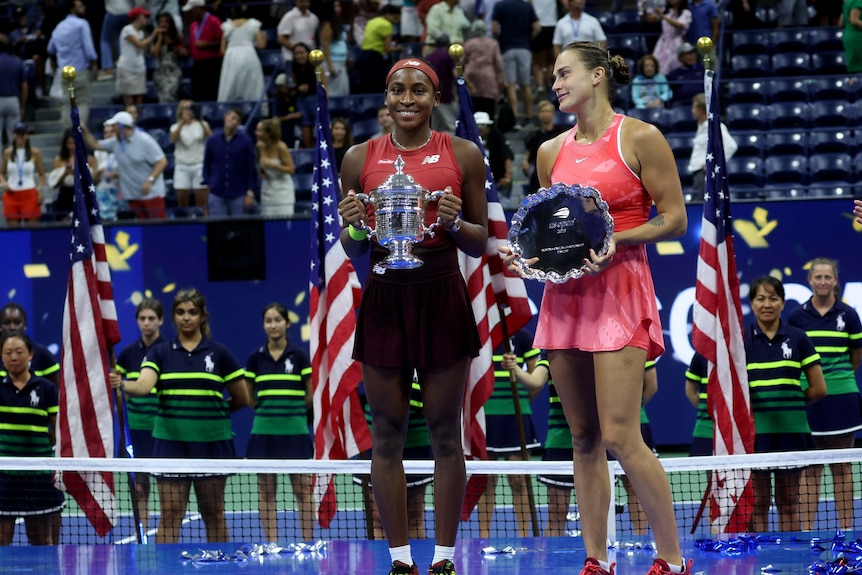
[421,155,441,165]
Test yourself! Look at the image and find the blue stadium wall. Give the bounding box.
[4,198,862,454]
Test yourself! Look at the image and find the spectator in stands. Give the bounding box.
[47,0,98,129]
[0,122,44,227]
[0,304,60,384]
[114,297,167,533]
[371,105,394,138]
[401,0,423,43]
[652,0,691,77]
[352,0,381,47]
[425,34,458,134]
[638,0,666,53]
[290,43,320,149]
[0,331,65,546]
[0,36,27,148]
[728,0,763,28]
[552,0,607,57]
[424,0,471,56]
[356,5,402,95]
[522,100,567,195]
[631,54,672,109]
[255,118,296,217]
[277,0,318,77]
[687,93,736,199]
[111,288,251,544]
[124,103,139,124]
[493,0,540,127]
[475,111,514,205]
[150,11,186,104]
[48,128,96,221]
[531,0,560,94]
[776,0,808,26]
[171,99,211,215]
[217,4,265,103]
[331,116,353,173]
[745,276,825,533]
[94,123,121,221]
[183,0,223,103]
[686,0,718,45]
[318,0,351,98]
[844,0,862,74]
[99,0,131,79]
[146,0,181,33]
[116,7,155,107]
[666,42,702,108]
[202,108,257,216]
[462,19,506,119]
[272,73,302,148]
[83,111,168,219]
[815,0,841,25]
[9,6,46,98]
[245,302,313,542]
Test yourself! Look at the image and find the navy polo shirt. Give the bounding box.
[202,129,258,200]
[0,375,58,462]
[141,337,244,442]
[685,352,712,440]
[787,299,862,396]
[492,0,539,52]
[245,341,311,436]
[745,321,820,435]
[116,336,166,431]
[0,342,59,381]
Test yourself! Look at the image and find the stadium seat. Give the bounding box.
[808,129,855,155]
[595,11,615,34]
[768,29,810,54]
[809,77,854,102]
[765,155,808,185]
[731,31,769,55]
[811,51,847,75]
[137,103,175,131]
[808,184,854,198]
[771,52,811,76]
[765,131,807,156]
[291,148,316,174]
[768,78,809,103]
[754,6,778,24]
[769,102,812,130]
[727,156,764,187]
[612,85,631,111]
[260,49,284,75]
[609,35,647,61]
[734,131,766,158]
[812,101,857,128]
[554,110,577,126]
[612,10,641,33]
[627,107,668,132]
[727,79,768,104]
[730,54,771,78]
[725,103,768,131]
[148,128,172,152]
[809,153,854,183]
[352,117,379,143]
[665,134,693,160]
[676,158,693,188]
[348,94,385,122]
[809,27,844,52]
[666,106,697,134]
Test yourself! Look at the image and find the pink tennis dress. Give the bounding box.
[534,114,664,360]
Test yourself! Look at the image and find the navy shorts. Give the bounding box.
[152,438,235,479]
[537,447,574,489]
[121,428,155,459]
[246,433,314,460]
[0,472,66,516]
[689,436,713,457]
[807,392,862,436]
[354,445,434,489]
[485,414,541,454]
[754,432,814,473]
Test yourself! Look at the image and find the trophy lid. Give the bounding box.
[377,156,423,192]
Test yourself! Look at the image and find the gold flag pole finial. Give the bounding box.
[62,66,77,101]
[449,43,465,77]
[309,49,325,84]
[697,37,714,71]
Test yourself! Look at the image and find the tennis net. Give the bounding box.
[2,448,861,545]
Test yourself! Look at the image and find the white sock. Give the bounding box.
[598,559,613,572]
[389,544,414,566]
[431,545,455,565]
[666,561,685,574]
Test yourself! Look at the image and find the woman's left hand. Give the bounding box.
[581,238,617,276]
[436,186,463,229]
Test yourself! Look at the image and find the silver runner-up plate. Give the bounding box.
[507,182,614,283]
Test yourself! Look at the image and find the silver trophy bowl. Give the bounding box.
[356,156,445,269]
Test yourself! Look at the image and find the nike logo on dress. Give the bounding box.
[575,157,588,163]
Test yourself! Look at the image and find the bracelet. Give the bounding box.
[348,225,368,241]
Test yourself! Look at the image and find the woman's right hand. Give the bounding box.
[500,352,519,371]
[338,190,367,229]
[109,371,123,390]
[498,246,537,277]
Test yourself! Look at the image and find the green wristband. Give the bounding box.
[348,225,368,241]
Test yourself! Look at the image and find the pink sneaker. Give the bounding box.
[647,558,694,575]
[580,557,615,575]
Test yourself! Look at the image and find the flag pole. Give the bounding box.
[64,65,144,543]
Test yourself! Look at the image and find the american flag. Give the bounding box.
[309,82,371,528]
[691,68,755,533]
[58,106,119,537]
[454,77,532,518]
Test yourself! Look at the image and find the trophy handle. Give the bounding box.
[423,189,449,238]
[353,193,375,236]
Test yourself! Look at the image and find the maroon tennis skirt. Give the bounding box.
[354,245,481,369]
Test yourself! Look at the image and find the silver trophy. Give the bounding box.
[355,156,446,269]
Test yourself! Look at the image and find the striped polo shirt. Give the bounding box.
[245,341,312,436]
[116,335,165,431]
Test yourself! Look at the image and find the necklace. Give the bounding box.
[391,130,433,151]
[575,113,615,144]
